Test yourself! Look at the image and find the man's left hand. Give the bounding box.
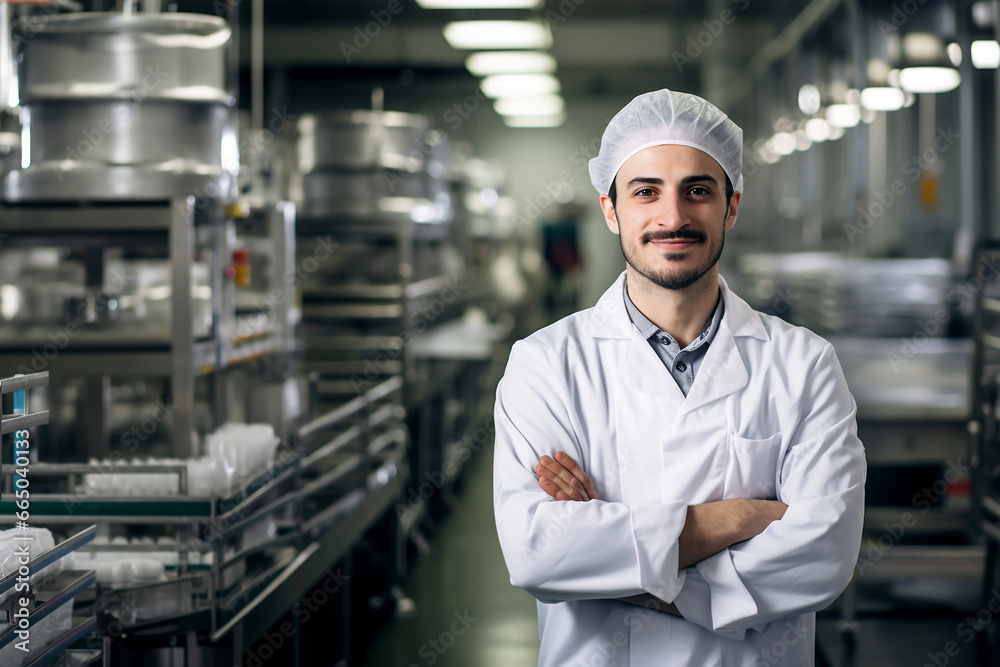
[535,451,600,501]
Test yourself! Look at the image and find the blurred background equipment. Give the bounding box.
[1,0,1000,665]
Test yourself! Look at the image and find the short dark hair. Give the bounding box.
[608,172,735,209]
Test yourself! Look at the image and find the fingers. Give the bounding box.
[555,451,600,501]
[538,455,589,501]
[538,476,573,502]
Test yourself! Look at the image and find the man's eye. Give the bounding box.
[688,186,710,196]
[635,188,655,197]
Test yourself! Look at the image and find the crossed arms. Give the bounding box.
[493,340,866,638]
[535,451,788,616]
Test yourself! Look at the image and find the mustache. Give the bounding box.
[642,229,705,243]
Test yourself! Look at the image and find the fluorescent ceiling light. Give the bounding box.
[972,40,1000,69]
[494,95,564,116]
[444,20,552,50]
[902,32,944,61]
[503,113,565,128]
[804,118,832,142]
[417,0,541,7]
[466,51,556,75]
[860,87,905,111]
[798,84,821,115]
[825,103,861,128]
[947,42,962,67]
[793,130,812,152]
[768,132,796,156]
[899,66,961,93]
[481,73,560,98]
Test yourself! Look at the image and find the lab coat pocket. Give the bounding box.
[723,432,783,500]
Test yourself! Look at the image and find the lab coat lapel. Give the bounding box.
[678,320,747,417]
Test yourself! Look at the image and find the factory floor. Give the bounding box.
[358,446,993,667]
[359,445,540,667]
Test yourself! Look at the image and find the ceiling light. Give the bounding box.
[860,87,905,111]
[769,132,796,156]
[947,42,962,67]
[972,40,1000,69]
[793,130,812,152]
[481,74,560,98]
[903,32,944,61]
[444,20,552,50]
[503,113,565,128]
[494,95,564,116]
[466,51,556,75]
[826,103,861,128]
[804,118,832,142]
[798,84,821,115]
[418,0,541,7]
[828,125,846,141]
[867,59,891,84]
[899,66,961,93]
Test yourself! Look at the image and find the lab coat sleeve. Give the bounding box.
[672,343,865,639]
[494,339,690,604]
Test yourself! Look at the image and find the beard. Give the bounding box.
[618,219,726,291]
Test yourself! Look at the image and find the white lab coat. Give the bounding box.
[493,272,865,667]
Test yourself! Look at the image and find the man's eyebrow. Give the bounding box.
[624,177,664,188]
[624,174,720,189]
[680,174,720,186]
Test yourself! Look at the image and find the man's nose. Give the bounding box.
[651,192,688,231]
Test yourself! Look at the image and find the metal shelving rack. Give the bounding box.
[0,198,294,459]
[971,241,1000,655]
[0,375,404,666]
[1,371,100,667]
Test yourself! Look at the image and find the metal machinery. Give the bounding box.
[291,107,512,599]
[736,254,979,653]
[0,9,399,666]
[0,372,101,666]
[971,242,1000,657]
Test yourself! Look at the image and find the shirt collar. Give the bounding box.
[623,278,725,352]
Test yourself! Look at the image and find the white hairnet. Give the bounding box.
[589,88,743,195]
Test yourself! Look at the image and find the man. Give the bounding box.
[493,88,866,666]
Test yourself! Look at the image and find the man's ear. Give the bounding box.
[600,194,619,235]
[724,190,741,232]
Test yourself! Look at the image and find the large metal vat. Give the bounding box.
[294,109,453,222]
[296,110,429,172]
[4,12,236,201]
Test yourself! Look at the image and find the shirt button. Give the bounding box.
[676,361,688,372]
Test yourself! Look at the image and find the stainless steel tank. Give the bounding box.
[296,110,429,172]
[4,12,236,201]
[295,110,453,222]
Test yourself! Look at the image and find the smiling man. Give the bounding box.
[493,89,866,666]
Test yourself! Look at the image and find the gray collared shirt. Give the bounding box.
[623,280,725,396]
